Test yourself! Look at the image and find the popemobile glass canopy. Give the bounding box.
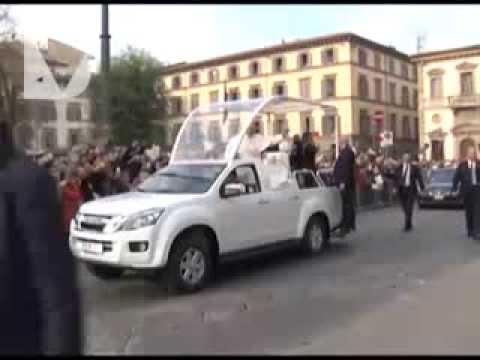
[170,96,338,164]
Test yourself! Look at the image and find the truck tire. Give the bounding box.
[86,263,124,280]
[302,215,329,255]
[165,230,214,294]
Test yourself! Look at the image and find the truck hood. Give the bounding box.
[79,192,203,216]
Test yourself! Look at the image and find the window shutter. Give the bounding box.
[321,79,326,99]
[333,48,338,64]
[321,50,326,65]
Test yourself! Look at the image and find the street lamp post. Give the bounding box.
[100,4,111,139]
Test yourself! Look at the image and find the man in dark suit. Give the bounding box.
[289,134,304,172]
[452,145,480,239]
[333,139,356,237]
[303,132,318,173]
[0,121,81,355]
[391,152,425,232]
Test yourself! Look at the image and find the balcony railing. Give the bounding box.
[448,94,480,108]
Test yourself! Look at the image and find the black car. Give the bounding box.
[418,167,463,208]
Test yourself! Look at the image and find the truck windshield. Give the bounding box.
[137,164,225,194]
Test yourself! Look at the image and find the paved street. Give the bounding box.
[80,205,480,355]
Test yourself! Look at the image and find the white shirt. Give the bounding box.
[402,163,411,187]
[469,160,477,185]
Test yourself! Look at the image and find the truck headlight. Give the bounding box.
[72,213,81,230]
[119,208,165,231]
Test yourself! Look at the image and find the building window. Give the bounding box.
[322,115,336,135]
[402,116,411,139]
[389,82,396,104]
[431,140,445,161]
[321,47,336,65]
[374,53,382,70]
[39,101,57,122]
[209,90,219,104]
[273,82,287,96]
[359,109,370,136]
[389,58,395,74]
[67,103,82,121]
[413,65,418,82]
[190,94,199,111]
[401,86,409,107]
[301,112,313,134]
[273,116,286,135]
[248,85,262,99]
[170,97,183,115]
[430,76,443,98]
[208,70,219,83]
[42,129,57,150]
[460,72,474,96]
[273,56,285,73]
[228,65,239,80]
[190,72,199,86]
[358,74,369,99]
[228,118,241,137]
[208,120,222,143]
[358,48,367,66]
[389,113,397,138]
[249,61,260,76]
[322,76,336,98]
[171,123,182,143]
[298,52,310,68]
[401,63,409,79]
[68,129,82,147]
[374,78,383,101]
[413,117,419,139]
[172,76,182,89]
[299,78,311,99]
[413,90,418,109]
[229,87,240,100]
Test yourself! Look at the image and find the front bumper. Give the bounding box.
[418,195,463,208]
[69,225,165,269]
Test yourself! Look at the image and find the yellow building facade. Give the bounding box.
[161,33,418,158]
[412,45,480,161]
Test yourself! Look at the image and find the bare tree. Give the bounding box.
[0,5,15,40]
[0,5,18,127]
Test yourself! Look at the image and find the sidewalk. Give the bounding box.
[286,260,480,355]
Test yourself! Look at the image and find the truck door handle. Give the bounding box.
[258,199,270,205]
[289,195,300,201]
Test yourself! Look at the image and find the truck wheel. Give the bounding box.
[302,216,329,254]
[86,263,124,280]
[166,230,214,294]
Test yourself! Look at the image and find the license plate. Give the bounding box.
[79,241,103,254]
[434,194,444,200]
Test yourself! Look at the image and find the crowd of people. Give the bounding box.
[30,128,461,239]
[32,141,170,237]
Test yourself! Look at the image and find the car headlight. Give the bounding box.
[72,213,81,230]
[119,208,165,231]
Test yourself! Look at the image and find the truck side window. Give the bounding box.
[224,165,261,195]
[296,171,319,189]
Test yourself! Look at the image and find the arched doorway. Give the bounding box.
[460,138,476,159]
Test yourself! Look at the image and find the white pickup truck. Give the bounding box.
[69,97,343,293]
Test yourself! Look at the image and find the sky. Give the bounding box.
[9,4,480,72]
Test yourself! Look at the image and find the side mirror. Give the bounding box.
[222,183,244,197]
